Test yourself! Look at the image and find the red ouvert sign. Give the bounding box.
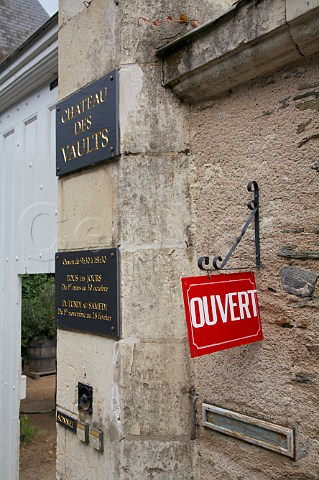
[181,272,263,358]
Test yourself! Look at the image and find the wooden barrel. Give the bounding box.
[27,337,56,373]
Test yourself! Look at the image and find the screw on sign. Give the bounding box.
[181,272,263,358]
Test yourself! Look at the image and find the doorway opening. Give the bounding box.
[19,273,56,480]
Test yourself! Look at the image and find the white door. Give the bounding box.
[0,81,57,479]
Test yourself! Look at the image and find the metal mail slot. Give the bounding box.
[202,403,294,458]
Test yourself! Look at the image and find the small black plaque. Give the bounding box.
[56,411,77,433]
[56,70,119,176]
[55,248,120,337]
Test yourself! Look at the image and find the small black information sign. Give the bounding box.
[56,70,119,176]
[56,411,77,433]
[55,248,120,338]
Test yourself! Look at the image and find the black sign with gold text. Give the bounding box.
[55,248,120,337]
[56,411,77,433]
[56,70,119,176]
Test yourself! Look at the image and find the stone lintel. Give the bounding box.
[157,0,319,102]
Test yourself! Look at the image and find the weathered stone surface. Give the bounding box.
[158,0,319,102]
[120,439,193,480]
[306,344,319,355]
[280,266,317,297]
[56,330,117,422]
[56,330,121,479]
[277,245,319,260]
[58,162,117,250]
[288,5,319,56]
[59,0,86,25]
[286,0,319,21]
[118,154,190,246]
[57,1,319,479]
[58,0,116,98]
[118,341,191,437]
[115,0,233,65]
[57,0,198,477]
[312,159,319,171]
[189,51,319,479]
[57,421,120,480]
[294,372,316,383]
[120,249,191,339]
[119,64,187,154]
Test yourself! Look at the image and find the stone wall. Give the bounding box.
[57,0,319,478]
[189,53,319,479]
[56,0,233,478]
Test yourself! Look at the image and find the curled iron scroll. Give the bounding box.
[197,255,223,271]
[197,180,260,272]
[247,180,259,210]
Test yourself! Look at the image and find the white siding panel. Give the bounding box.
[0,83,57,479]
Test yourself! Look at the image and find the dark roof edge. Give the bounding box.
[0,12,58,72]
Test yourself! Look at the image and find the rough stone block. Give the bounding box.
[56,421,119,480]
[118,154,190,246]
[115,0,233,64]
[188,47,319,480]
[56,329,117,426]
[288,6,319,56]
[119,439,192,480]
[120,248,192,339]
[58,162,117,251]
[159,0,294,101]
[59,0,86,25]
[280,266,318,297]
[118,340,191,437]
[277,245,319,260]
[58,0,116,98]
[286,0,319,22]
[119,64,187,153]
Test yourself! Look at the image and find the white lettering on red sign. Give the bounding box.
[190,290,258,328]
[181,272,263,357]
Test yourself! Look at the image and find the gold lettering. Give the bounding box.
[61,85,108,124]
[62,258,75,265]
[86,115,92,129]
[57,414,74,428]
[66,274,78,282]
[74,115,92,135]
[61,126,110,162]
[86,135,94,154]
[61,146,70,162]
[77,138,85,157]
[61,110,68,124]
[74,121,82,135]
[70,145,77,160]
[93,131,100,151]
[101,128,109,148]
[93,93,100,107]
[86,274,102,282]
[100,87,107,103]
[87,95,94,109]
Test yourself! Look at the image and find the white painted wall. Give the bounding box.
[0,19,58,478]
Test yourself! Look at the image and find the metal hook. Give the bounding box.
[198,181,260,272]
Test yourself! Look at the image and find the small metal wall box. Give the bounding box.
[89,427,104,451]
[78,383,93,414]
[77,421,89,443]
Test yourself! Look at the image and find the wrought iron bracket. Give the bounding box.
[198,181,260,272]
